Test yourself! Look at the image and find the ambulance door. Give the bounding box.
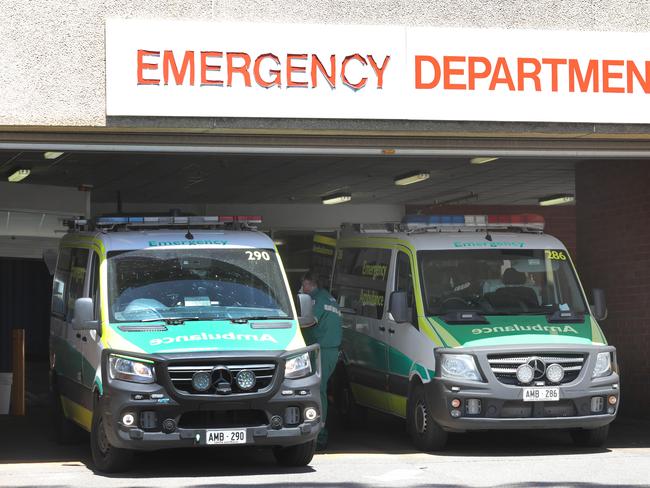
[81,251,102,397]
[386,249,427,417]
[52,247,90,419]
[51,247,75,382]
[333,246,391,413]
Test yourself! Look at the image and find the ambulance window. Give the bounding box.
[395,251,416,327]
[52,247,72,317]
[332,247,390,319]
[67,248,89,320]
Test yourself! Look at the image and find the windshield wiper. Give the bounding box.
[229,316,289,324]
[140,316,201,325]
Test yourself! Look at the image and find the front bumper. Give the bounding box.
[100,347,322,451]
[429,344,619,432]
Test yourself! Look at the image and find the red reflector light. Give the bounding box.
[235,215,263,223]
[219,216,234,222]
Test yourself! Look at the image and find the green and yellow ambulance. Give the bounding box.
[50,215,320,472]
[332,214,619,450]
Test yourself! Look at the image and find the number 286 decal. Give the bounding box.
[545,250,567,261]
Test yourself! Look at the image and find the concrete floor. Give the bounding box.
[0,405,649,488]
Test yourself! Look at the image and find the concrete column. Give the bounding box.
[576,160,650,417]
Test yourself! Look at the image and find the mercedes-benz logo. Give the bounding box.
[527,357,547,380]
[212,365,233,394]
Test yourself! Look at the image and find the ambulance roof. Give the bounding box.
[61,229,275,253]
[339,230,567,252]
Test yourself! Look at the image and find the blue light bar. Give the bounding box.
[401,214,544,231]
[92,215,263,229]
[96,217,129,224]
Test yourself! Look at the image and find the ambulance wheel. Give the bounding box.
[407,383,447,451]
[50,379,85,444]
[570,425,609,447]
[334,368,367,427]
[90,401,133,473]
[273,440,316,466]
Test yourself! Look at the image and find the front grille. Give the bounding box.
[167,361,277,395]
[179,410,268,429]
[487,353,585,385]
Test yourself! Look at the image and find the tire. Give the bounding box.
[570,425,609,447]
[273,440,316,467]
[50,380,85,444]
[406,383,448,451]
[90,400,134,473]
[333,366,367,427]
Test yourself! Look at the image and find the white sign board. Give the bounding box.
[106,20,650,123]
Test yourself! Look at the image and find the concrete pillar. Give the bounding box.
[576,160,650,417]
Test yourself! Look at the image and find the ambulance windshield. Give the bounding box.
[418,249,587,316]
[107,248,292,323]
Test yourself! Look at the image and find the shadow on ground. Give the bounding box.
[1,361,648,478]
[1,403,649,479]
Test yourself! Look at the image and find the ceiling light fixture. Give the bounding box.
[539,194,575,206]
[470,157,499,165]
[7,169,31,183]
[321,193,352,205]
[43,151,65,160]
[394,171,430,186]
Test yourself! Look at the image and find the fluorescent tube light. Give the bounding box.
[322,193,352,205]
[43,151,64,160]
[394,171,430,186]
[7,169,31,183]
[470,157,499,165]
[539,194,575,206]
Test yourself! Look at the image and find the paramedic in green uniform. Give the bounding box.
[300,270,342,451]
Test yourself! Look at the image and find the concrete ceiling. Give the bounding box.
[0,150,576,206]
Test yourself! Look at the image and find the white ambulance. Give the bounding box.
[50,215,320,472]
[332,214,619,450]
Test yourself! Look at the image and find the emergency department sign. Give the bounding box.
[106,19,650,123]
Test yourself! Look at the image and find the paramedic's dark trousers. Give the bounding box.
[318,346,339,445]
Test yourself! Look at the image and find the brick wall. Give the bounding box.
[576,160,650,417]
[405,204,577,258]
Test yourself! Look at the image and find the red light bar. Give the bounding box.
[235,215,263,223]
[487,214,544,226]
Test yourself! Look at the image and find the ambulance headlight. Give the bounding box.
[285,352,312,379]
[109,355,155,384]
[592,352,612,378]
[439,354,482,382]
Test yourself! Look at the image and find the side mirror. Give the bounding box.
[389,291,410,323]
[297,293,316,328]
[72,297,99,331]
[591,288,608,321]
